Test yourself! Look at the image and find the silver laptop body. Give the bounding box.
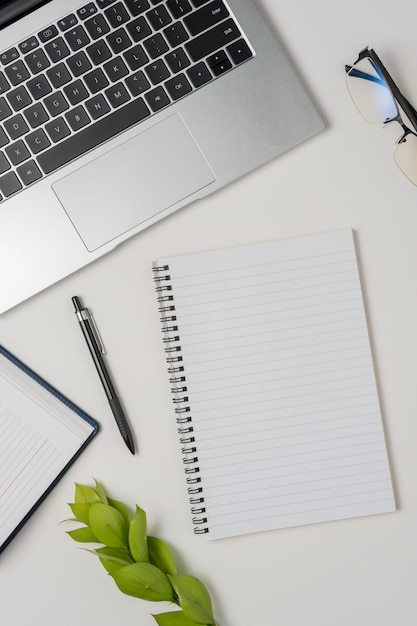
[0,0,323,313]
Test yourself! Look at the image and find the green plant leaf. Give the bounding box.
[89,503,128,548]
[66,526,97,543]
[152,610,205,626]
[128,505,148,563]
[74,483,102,504]
[65,481,217,626]
[169,575,214,625]
[94,479,109,504]
[108,498,131,527]
[113,562,175,603]
[94,546,134,575]
[68,502,91,524]
[148,536,177,575]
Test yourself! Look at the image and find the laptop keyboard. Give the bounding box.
[0,0,253,201]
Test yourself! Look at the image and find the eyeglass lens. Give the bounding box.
[347,55,417,186]
[346,58,398,123]
[394,133,417,186]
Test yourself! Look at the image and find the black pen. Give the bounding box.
[72,296,135,455]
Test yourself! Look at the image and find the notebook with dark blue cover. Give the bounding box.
[0,345,98,553]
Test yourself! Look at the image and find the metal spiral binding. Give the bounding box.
[153,264,209,535]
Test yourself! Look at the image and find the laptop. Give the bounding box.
[0,0,323,313]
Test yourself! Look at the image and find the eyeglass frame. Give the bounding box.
[345,46,417,139]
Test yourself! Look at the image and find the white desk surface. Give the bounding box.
[1,1,417,625]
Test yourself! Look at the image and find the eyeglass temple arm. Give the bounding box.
[358,47,417,133]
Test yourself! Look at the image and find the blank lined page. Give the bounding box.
[155,230,395,539]
[0,350,97,551]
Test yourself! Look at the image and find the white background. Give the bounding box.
[1,1,417,625]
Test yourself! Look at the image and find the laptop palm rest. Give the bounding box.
[52,114,215,252]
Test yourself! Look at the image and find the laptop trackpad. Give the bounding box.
[52,114,215,251]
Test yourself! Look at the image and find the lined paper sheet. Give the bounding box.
[0,349,97,551]
[156,230,395,539]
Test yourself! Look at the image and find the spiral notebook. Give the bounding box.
[153,230,395,540]
[0,346,98,553]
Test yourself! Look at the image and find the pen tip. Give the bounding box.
[125,435,136,455]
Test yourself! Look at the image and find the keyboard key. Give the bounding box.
[64,80,89,105]
[0,72,10,94]
[145,59,170,85]
[77,3,97,20]
[65,105,90,131]
[106,28,132,54]
[127,16,152,42]
[207,49,231,75]
[45,37,70,63]
[4,60,30,86]
[5,139,30,165]
[0,171,22,196]
[165,48,190,73]
[0,152,10,173]
[125,0,150,15]
[184,0,229,36]
[44,91,69,117]
[85,15,110,40]
[0,127,9,148]
[206,50,225,65]
[86,39,112,65]
[25,128,51,153]
[105,82,130,108]
[67,51,92,76]
[0,96,12,120]
[185,19,240,62]
[143,34,169,59]
[210,57,231,76]
[65,26,91,51]
[165,73,192,100]
[144,85,170,111]
[0,47,20,65]
[17,160,42,185]
[47,63,72,88]
[191,0,210,6]
[124,44,148,71]
[226,38,253,65]
[96,0,117,8]
[105,3,130,27]
[27,74,52,100]
[7,86,32,112]
[84,67,109,93]
[19,36,39,54]
[186,61,212,87]
[4,114,29,139]
[103,56,129,82]
[38,25,59,43]
[24,102,49,128]
[125,70,150,96]
[45,117,71,142]
[147,5,172,30]
[166,0,192,18]
[85,94,111,119]
[25,49,50,74]
[58,14,78,31]
[37,97,150,174]
[163,22,189,47]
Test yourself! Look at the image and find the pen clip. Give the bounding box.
[82,308,106,355]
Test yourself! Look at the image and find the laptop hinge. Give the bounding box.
[0,0,51,30]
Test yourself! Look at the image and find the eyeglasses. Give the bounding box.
[345,47,417,186]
